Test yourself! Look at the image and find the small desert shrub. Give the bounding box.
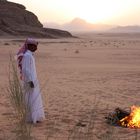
[75,50,79,53]
[4,42,10,45]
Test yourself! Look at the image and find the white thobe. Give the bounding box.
[21,50,45,123]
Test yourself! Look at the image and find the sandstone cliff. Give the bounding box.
[0,0,73,38]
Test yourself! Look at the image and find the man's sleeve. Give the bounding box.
[22,54,33,82]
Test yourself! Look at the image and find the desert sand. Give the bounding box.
[1,33,140,139]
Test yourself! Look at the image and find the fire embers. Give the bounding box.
[105,107,130,126]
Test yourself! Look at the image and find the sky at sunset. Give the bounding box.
[8,0,140,26]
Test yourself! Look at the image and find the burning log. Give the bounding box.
[106,106,140,128]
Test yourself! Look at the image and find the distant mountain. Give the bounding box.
[109,25,140,33]
[62,18,94,31]
[44,18,114,32]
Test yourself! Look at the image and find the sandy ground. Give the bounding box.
[1,33,140,139]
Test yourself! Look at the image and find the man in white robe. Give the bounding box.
[16,38,45,123]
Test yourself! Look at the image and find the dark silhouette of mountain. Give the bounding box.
[0,0,73,38]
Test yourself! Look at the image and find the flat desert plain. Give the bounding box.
[1,33,140,140]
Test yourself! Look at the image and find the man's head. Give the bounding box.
[27,44,38,52]
[26,38,38,52]
[16,38,38,56]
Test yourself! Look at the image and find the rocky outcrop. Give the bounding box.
[0,0,73,38]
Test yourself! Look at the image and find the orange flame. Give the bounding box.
[120,106,140,128]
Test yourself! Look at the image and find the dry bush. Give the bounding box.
[7,56,33,140]
[75,50,79,54]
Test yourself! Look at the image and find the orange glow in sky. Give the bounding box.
[9,0,140,25]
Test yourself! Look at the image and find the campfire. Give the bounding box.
[106,106,140,128]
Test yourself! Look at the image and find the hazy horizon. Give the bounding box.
[8,0,140,26]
